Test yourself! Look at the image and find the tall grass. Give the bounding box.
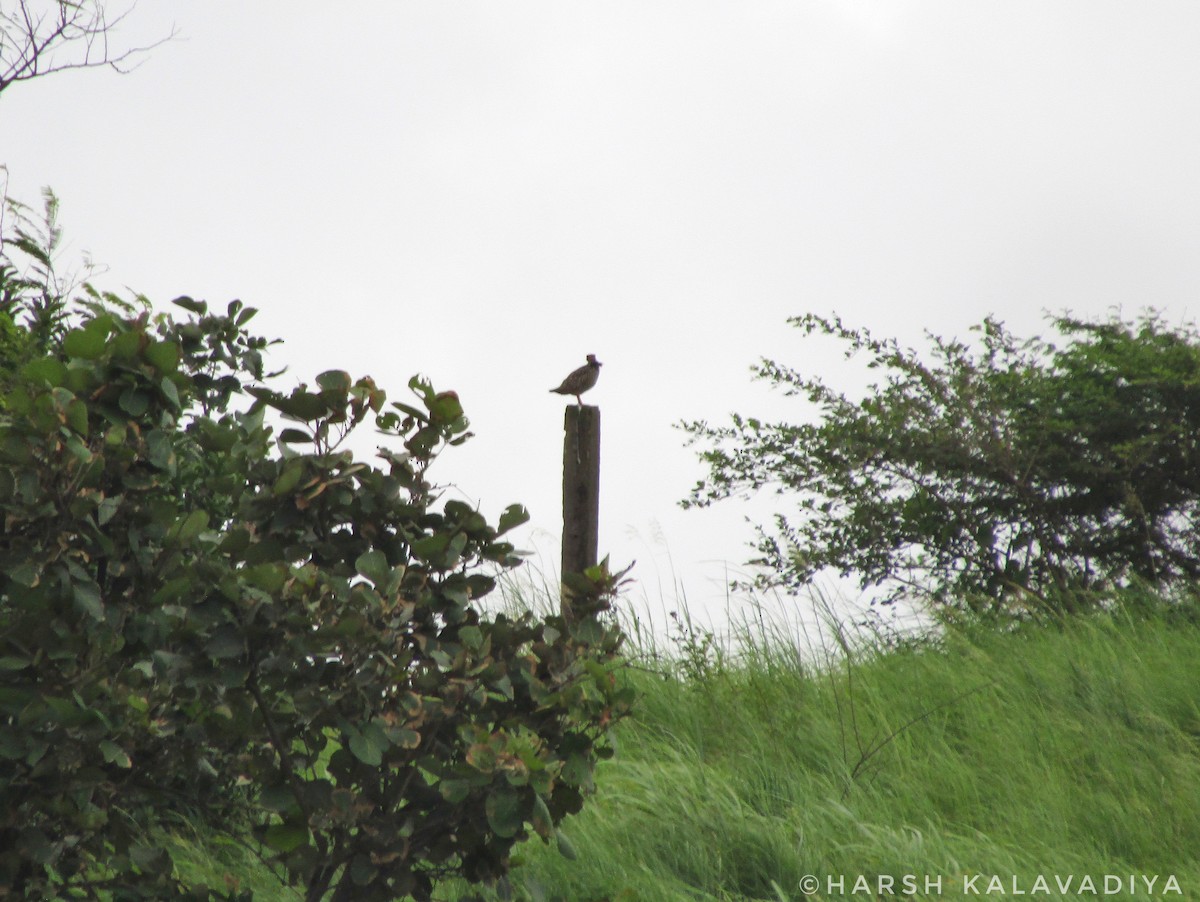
[446,589,1200,901]
[179,588,1200,901]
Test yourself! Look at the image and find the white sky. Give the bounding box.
[4,1,1200,636]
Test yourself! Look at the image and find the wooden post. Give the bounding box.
[561,404,600,618]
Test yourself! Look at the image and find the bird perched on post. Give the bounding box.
[550,354,602,406]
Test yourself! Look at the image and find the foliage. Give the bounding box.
[1,187,73,366]
[682,311,1200,614]
[158,591,1200,901]
[0,205,631,900]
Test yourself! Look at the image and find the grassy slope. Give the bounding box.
[187,603,1200,901]
[452,603,1200,901]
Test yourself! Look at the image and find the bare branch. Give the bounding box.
[0,0,175,97]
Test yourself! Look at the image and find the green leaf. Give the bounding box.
[439,778,471,803]
[555,828,578,860]
[466,743,497,773]
[170,509,209,544]
[430,391,464,422]
[408,375,435,403]
[160,376,181,410]
[273,460,306,496]
[459,625,483,651]
[258,784,298,813]
[262,823,308,853]
[278,428,312,444]
[391,727,420,749]
[6,562,39,587]
[196,419,239,453]
[0,732,28,759]
[411,533,449,562]
[99,739,132,768]
[355,550,390,588]
[275,390,330,421]
[485,787,523,839]
[145,429,175,470]
[119,387,150,417]
[347,726,384,766]
[561,752,594,792]
[73,580,104,621]
[63,325,107,360]
[242,563,287,592]
[389,401,428,422]
[445,532,469,568]
[407,425,441,456]
[143,340,180,373]
[530,793,554,840]
[62,432,92,463]
[316,370,352,393]
[111,330,143,360]
[97,495,122,526]
[65,398,88,436]
[172,296,208,314]
[22,357,67,387]
[497,503,530,536]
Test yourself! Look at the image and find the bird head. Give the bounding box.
[586,354,602,367]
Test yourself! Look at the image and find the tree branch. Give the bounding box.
[0,0,176,97]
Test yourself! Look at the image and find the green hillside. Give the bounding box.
[180,594,1200,901]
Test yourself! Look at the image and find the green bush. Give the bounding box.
[0,205,630,900]
[683,311,1200,615]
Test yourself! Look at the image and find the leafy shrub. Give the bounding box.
[683,311,1200,616]
[0,204,630,900]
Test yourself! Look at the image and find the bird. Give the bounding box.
[550,354,602,406]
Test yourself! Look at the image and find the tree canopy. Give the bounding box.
[683,311,1200,615]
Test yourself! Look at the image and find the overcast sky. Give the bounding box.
[4,1,1200,636]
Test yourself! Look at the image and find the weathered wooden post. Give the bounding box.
[561,404,600,619]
